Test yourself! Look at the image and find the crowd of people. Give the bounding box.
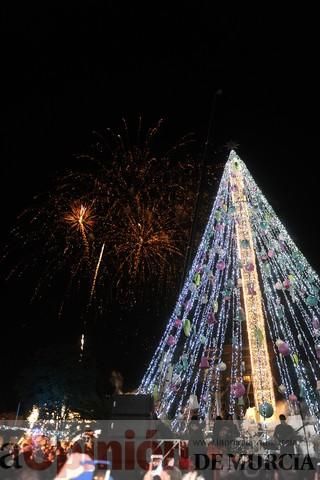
[0,414,308,479]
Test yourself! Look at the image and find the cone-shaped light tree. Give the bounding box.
[139,151,320,427]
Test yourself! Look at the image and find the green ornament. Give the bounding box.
[260,221,268,230]
[194,272,201,287]
[259,402,274,418]
[255,326,264,345]
[215,210,222,222]
[306,295,318,307]
[183,319,191,336]
[153,385,159,402]
[276,305,285,319]
[292,353,299,367]
[226,279,234,289]
[241,239,250,249]
[182,355,188,370]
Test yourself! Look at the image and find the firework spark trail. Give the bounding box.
[79,242,105,361]
[89,242,105,306]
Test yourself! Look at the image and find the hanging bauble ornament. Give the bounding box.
[306,295,318,307]
[274,281,283,290]
[276,339,284,347]
[276,305,285,319]
[292,353,299,366]
[268,249,275,258]
[278,342,290,356]
[245,262,255,272]
[167,335,176,346]
[193,272,201,287]
[223,289,232,301]
[182,355,188,370]
[283,278,291,290]
[153,385,159,402]
[183,319,191,337]
[312,317,320,330]
[217,361,227,371]
[278,384,286,394]
[207,312,216,325]
[175,318,182,327]
[241,239,250,249]
[217,260,226,271]
[263,263,271,275]
[201,294,208,305]
[289,393,297,402]
[188,394,199,410]
[199,356,210,369]
[259,402,274,418]
[226,279,234,289]
[279,240,286,252]
[215,210,222,222]
[231,382,246,399]
[255,327,264,345]
[260,221,268,231]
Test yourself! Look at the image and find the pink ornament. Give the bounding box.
[289,394,297,402]
[268,249,275,258]
[279,241,286,252]
[199,356,209,369]
[245,262,254,272]
[217,260,226,271]
[167,335,176,346]
[207,312,216,325]
[231,382,246,399]
[278,342,290,356]
[312,318,320,330]
[175,318,182,327]
[283,278,291,289]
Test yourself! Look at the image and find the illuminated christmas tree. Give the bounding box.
[139,151,320,427]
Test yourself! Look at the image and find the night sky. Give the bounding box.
[1,4,319,412]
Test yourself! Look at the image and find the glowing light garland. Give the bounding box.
[139,151,320,427]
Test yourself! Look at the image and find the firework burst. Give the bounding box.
[64,202,95,258]
[2,118,220,318]
[112,196,182,284]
